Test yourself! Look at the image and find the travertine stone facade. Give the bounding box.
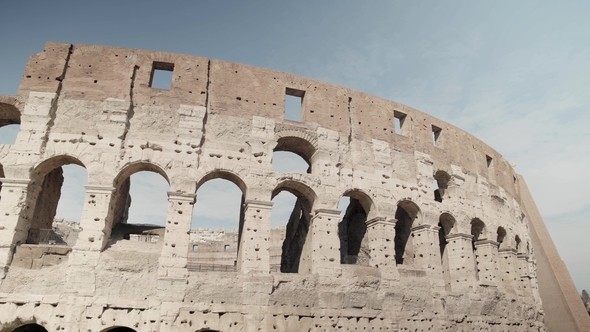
[0,42,582,331]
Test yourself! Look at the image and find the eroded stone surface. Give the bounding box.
[0,42,560,331]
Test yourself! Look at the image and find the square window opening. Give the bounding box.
[486,155,493,168]
[192,244,199,252]
[285,87,305,122]
[394,110,407,135]
[224,244,230,252]
[150,61,174,90]
[432,125,442,146]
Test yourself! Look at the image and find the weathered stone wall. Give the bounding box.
[0,42,571,331]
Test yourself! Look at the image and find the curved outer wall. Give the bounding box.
[0,42,582,331]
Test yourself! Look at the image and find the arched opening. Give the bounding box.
[26,157,87,247]
[11,324,48,332]
[100,327,137,332]
[273,136,315,173]
[394,200,420,265]
[271,180,316,273]
[496,226,507,249]
[471,218,486,280]
[438,213,456,290]
[515,235,522,253]
[189,172,246,272]
[109,163,170,245]
[433,170,450,202]
[337,190,374,266]
[0,124,20,145]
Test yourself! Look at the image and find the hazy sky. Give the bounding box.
[0,1,588,291]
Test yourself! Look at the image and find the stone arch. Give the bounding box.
[496,226,508,249]
[107,161,171,241]
[0,95,21,127]
[515,234,522,252]
[438,213,456,290]
[30,154,86,183]
[113,161,170,189]
[394,199,421,265]
[273,133,317,173]
[6,324,48,332]
[196,169,247,195]
[338,189,377,265]
[433,170,451,202]
[190,169,248,271]
[25,155,88,246]
[471,218,487,281]
[271,179,317,273]
[99,327,137,332]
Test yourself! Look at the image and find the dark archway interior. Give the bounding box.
[277,190,312,273]
[104,328,136,332]
[12,324,48,332]
[339,197,368,265]
[394,205,414,265]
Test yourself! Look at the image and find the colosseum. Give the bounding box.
[0,42,588,332]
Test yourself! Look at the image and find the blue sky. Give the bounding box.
[0,1,588,291]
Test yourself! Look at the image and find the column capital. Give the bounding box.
[446,233,474,241]
[366,217,396,228]
[313,208,341,218]
[499,248,518,254]
[0,178,30,187]
[475,239,499,247]
[244,200,274,210]
[85,185,115,194]
[411,223,431,232]
[167,191,196,202]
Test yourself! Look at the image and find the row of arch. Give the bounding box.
[12,152,528,276]
[5,324,218,332]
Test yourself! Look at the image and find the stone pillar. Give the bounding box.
[0,178,36,278]
[74,185,116,252]
[66,185,116,296]
[158,191,195,279]
[239,200,273,274]
[304,209,341,276]
[366,217,396,270]
[445,233,477,292]
[412,224,443,273]
[474,239,499,285]
[498,248,518,289]
[517,253,533,298]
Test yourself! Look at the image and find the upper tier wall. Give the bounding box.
[13,42,519,200]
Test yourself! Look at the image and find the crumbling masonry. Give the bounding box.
[0,43,588,332]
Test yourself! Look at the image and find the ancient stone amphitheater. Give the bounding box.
[0,43,588,332]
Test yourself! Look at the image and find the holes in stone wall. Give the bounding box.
[149,61,174,90]
[285,87,304,122]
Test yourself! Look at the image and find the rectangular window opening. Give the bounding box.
[432,125,442,146]
[192,244,199,252]
[394,110,407,135]
[486,155,493,168]
[285,87,304,122]
[224,244,230,252]
[150,61,174,90]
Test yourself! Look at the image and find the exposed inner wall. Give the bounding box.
[0,42,552,332]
